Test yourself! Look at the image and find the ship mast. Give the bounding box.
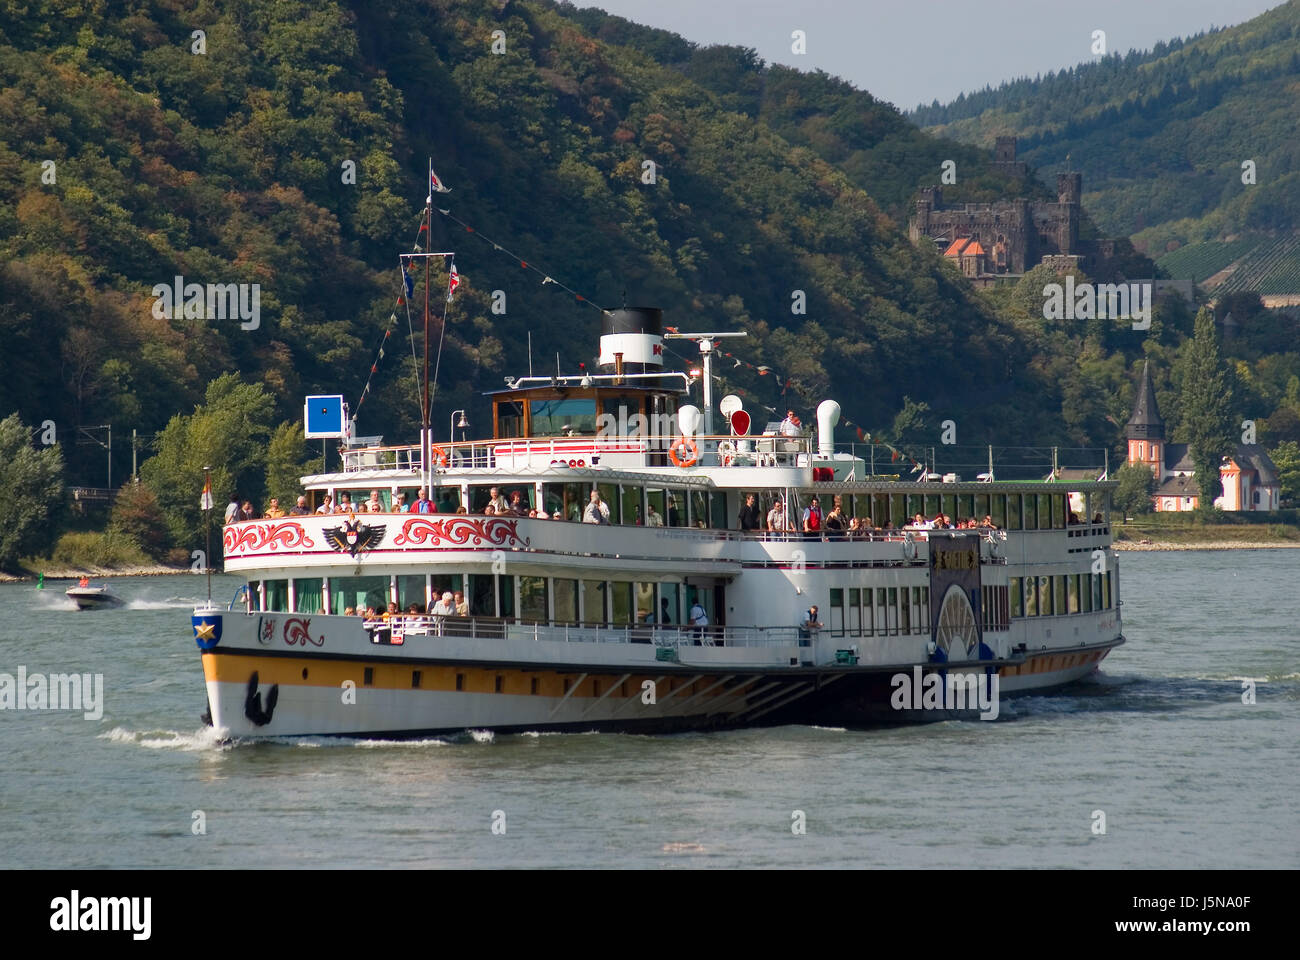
[422,159,432,495]
[662,331,747,434]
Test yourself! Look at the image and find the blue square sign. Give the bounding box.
[304,395,346,439]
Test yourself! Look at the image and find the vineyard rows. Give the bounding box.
[1157,236,1260,281]
[1216,235,1300,295]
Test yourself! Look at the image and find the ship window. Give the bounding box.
[364,668,374,686]
[530,398,597,436]
[861,590,873,636]
[455,673,464,691]
[331,576,388,618]
[1037,494,1052,530]
[430,574,464,602]
[582,579,605,625]
[887,588,899,635]
[1038,576,1053,616]
[496,401,525,439]
[397,575,426,612]
[530,677,539,695]
[658,582,680,626]
[265,579,289,612]
[1052,494,1066,529]
[434,485,461,513]
[876,588,887,634]
[293,578,322,614]
[1009,577,1022,618]
[666,491,686,527]
[495,675,504,693]
[469,574,495,617]
[1007,494,1022,530]
[1023,578,1037,616]
[889,495,906,529]
[497,575,515,619]
[635,582,655,624]
[923,494,941,519]
[1022,494,1037,530]
[1054,575,1067,615]
[519,576,547,623]
[848,589,861,636]
[645,488,667,526]
[975,493,989,520]
[914,587,926,633]
[1068,574,1080,614]
[710,492,726,529]
[830,588,844,636]
[1103,571,1112,609]
[412,671,421,689]
[1081,576,1092,612]
[990,494,1006,529]
[544,482,586,522]
[619,484,641,525]
[958,494,975,522]
[899,587,911,633]
[689,490,707,528]
[941,494,957,520]
[553,578,578,624]
[610,582,633,624]
[905,493,924,518]
[872,494,889,528]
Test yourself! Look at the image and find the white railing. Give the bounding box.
[361,616,801,649]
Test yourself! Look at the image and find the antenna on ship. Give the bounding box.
[662,331,748,434]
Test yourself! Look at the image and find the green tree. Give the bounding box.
[140,374,276,552]
[0,414,65,571]
[1177,307,1235,510]
[1112,461,1156,518]
[110,481,171,562]
[1270,440,1300,506]
[264,421,312,505]
[891,396,932,444]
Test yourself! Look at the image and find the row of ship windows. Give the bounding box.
[252,574,711,626]
[824,585,1013,637]
[1010,571,1113,617]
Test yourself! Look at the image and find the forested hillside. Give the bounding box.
[2,0,1298,566]
[911,0,1300,259]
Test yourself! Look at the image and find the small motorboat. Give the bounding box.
[65,579,124,610]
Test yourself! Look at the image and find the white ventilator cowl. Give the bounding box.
[817,400,840,457]
[677,404,702,437]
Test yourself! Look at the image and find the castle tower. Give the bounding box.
[1125,360,1164,477]
[994,137,1017,164]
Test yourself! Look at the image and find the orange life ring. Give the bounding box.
[430,445,449,467]
[668,436,699,467]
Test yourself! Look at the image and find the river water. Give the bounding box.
[1,550,1296,869]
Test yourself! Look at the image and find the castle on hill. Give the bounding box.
[1125,360,1279,512]
[908,137,1121,285]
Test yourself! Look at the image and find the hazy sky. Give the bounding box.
[580,0,1286,110]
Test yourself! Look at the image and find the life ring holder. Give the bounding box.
[669,436,699,468]
[901,531,918,562]
[430,445,449,468]
[717,440,737,466]
[985,531,1003,558]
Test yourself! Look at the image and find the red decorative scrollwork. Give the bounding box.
[392,516,530,548]
[223,521,316,554]
[283,617,324,647]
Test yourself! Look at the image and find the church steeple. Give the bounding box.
[1126,360,1164,477]
[1125,360,1164,440]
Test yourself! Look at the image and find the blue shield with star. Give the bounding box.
[192,614,223,651]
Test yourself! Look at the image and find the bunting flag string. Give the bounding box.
[354,211,431,419]
[435,207,606,312]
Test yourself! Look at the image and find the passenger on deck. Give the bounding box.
[484,504,497,516]
[412,488,434,514]
[316,494,334,514]
[382,601,399,620]
[363,490,383,513]
[406,604,422,615]
[432,591,456,616]
[802,497,823,539]
[487,487,510,514]
[264,498,286,519]
[335,493,354,514]
[825,504,846,537]
[343,607,356,616]
[799,605,823,642]
[738,493,762,531]
[509,490,528,516]
[393,492,409,513]
[646,502,665,526]
[982,514,996,528]
[454,591,468,616]
[289,495,310,516]
[779,409,802,438]
[239,500,257,521]
[767,498,788,533]
[224,495,240,524]
[583,490,611,524]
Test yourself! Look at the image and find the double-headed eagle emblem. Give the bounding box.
[322,518,385,557]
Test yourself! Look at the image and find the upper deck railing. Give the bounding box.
[337,434,814,474]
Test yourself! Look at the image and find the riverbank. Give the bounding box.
[1113,539,1300,551]
[0,565,192,583]
[1113,521,1300,551]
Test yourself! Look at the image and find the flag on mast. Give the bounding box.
[200,475,214,511]
[430,168,451,194]
[447,261,461,302]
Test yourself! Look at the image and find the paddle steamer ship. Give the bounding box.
[193,306,1123,739]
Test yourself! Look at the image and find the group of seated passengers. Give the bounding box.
[739,492,1003,537]
[341,590,471,622]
